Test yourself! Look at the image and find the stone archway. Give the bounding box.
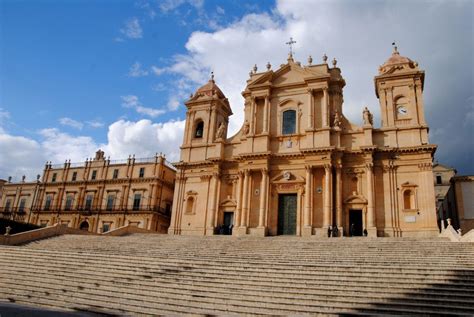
[79,221,89,231]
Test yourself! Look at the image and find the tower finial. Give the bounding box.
[210,71,214,82]
[392,42,398,54]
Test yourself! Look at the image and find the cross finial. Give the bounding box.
[286,37,296,56]
[392,42,398,54]
[210,71,214,82]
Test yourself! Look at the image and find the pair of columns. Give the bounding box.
[249,97,270,135]
[307,88,330,130]
[235,169,269,229]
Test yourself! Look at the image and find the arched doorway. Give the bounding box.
[79,221,89,231]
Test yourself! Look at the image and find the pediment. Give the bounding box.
[271,171,305,183]
[219,199,237,207]
[344,194,367,204]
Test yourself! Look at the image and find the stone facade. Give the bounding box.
[0,150,176,233]
[169,47,439,237]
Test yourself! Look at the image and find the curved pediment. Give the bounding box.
[219,199,237,208]
[344,194,367,204]
[271,171,305,183]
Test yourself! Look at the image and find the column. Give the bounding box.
[209,109,216,141]
[366,162,375,229]
[335,165,342,229]
[263,96,269,133]
[235,172,243,228]
[323,164,332,228]
[207,173,219,230]
[258,168,268,227]
[322,88,329,127]
[241,170,250,227]
[304,165,312,227]
[250,98,256,135]
[307,89,314,129]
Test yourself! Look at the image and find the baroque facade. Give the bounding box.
[0,150,175,233]
[169,47,439,237]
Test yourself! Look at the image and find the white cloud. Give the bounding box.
[120,17,143,39]
[0,108,10,133]
[151,65,166,76]
[159,0,203,13]
[86,120,105,128]
[128,62,149,77]
[103,119,185,161]
[121,95,166,118]
[59,117,84,130]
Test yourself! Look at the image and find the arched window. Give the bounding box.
[194,121,204,138]
[185,197,195,214]
[403,190,414,210]
[282,110,296,135]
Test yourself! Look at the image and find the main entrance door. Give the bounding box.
[223,212,234,235]
[349,209,363,236]
[278,194,297,235]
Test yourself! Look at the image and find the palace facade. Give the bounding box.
[169,47,439,237]
[0,150,175,233]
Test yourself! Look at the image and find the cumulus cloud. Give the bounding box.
[120,17,143,39]
[59,117,84,130]
[128,62,149,77]
[121,95,166,117]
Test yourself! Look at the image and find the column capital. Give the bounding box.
[307,87,314,94]
[323,163,332,171]
[244,169,251,176]
[365,162,374,169]
[305,165,313,171]
[261,168,268,176]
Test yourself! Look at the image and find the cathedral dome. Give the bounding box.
[379,46,418,74]
[195,74,226,99]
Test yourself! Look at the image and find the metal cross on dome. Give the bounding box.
[286,37,296,56]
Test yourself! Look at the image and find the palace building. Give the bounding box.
[168,46,439,237]
[0,150,175,233]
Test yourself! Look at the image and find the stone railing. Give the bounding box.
[439,218,474,242]
[0,223,94,246]
[102,224,160,236]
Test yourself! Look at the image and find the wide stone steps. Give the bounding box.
[1,234,474,315]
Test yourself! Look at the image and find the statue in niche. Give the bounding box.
[242,120,250,135]
[363,107,373,126]
[333,110,342,128]
[216,122,226,139]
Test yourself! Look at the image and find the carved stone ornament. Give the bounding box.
[283,171,291,180]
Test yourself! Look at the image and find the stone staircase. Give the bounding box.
[0,235,473,316]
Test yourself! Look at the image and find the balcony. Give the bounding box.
[0,207,28,222]
[30,205,170,216]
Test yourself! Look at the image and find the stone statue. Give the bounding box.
[363,107,373,126]
[216,122,226,139]
[333,110,341,128]
[242,120,250,135]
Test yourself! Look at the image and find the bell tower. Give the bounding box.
[180,73,232,162]
[374,45,429,146]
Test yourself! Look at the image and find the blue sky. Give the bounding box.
[0,0,473,180]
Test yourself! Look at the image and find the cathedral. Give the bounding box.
[169,46,438,237]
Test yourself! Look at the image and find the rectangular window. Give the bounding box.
[19,198,26,212]
[65,195,74,211]
[52,173,57,182]
[106,195,115,211]
[436,175,442,185]
[44,196,52,211]
[85,194,93,210]
[133,193,141,211]
[72,171,77,181]
[139,167,145,178]
[113,169,119,179]
[102,223,110,233]
[91,170,97,180]
[4,199,12,212]
[282,110,296,135]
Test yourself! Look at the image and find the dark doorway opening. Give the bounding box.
[79,221,89,231]
[349,209,363,236]
[278,194,297,235]
[222,212,234,235]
